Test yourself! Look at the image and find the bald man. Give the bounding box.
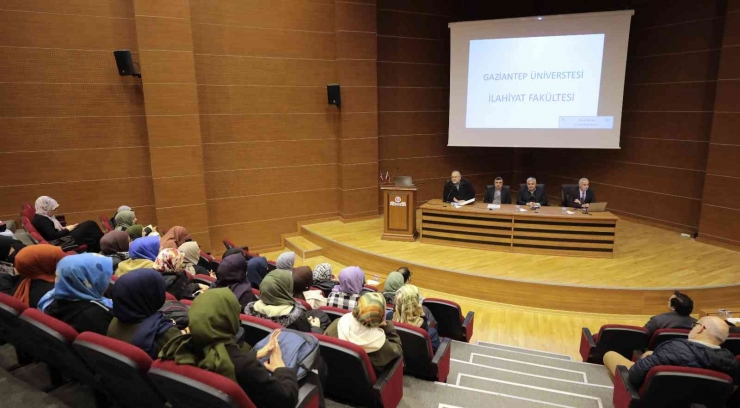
[604,316,740,387]
[442,171,476,203]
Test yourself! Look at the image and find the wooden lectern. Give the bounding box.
[380,185,418,241]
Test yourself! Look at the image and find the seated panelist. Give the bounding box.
[566,178,595,208]
[517,177,548,206]
[483,177,511,204]
[442,171,476,203]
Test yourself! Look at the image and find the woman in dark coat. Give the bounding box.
[213,253,255,308]
[31,196,104,252]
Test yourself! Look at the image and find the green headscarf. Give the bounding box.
[382,272,405,296]
[126,224,144,240]
[114,210,135,231]
[158,288,240,380]
[259,269,295,307]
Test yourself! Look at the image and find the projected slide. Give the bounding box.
[465,34,609,129]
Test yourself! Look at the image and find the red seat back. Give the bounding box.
[423,298,465,340]
[100,215,114,232]
[637,366,733,408]
[251,288,260,298]
[722,333,740,356]
[192,274,215,286]
[394,322,434,375]
[180,299,193,307]
[22,203,35,219]
[311,333,377,405]
[73,332,165,408]
[296,298,312,310]
[165,292,177,301]
[595,324,649,361]
[648,328,690,350]
[0,293,29,349]
[239,314,281,347]
[148,359,256,408]
[318,306,350,323]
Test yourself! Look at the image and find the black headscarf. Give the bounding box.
[246,256,269,289]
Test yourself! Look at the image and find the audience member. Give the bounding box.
[324,292,403,372]
[644,291,697,339]
[243,270,321,333]
[159,289,299,408]
[0,235,26,265]
[604,316,739,387]
[326,266,364,311]
[0,245,67,308]
[390,285,440,351]
[382,272,405,304]
[213,253,255,308]
[31,196,104,252]
[160,226,192,251]
[125,224,144,240]
[311,263,337,296]
[294,266,327,309]
[179,241,208,275]
[41,254,114,335]
[247,256,270,289]
[116,235,159,276]
[153,248,202,300]
[110,205,132,229]
[108,269,180,358]
[275,251,295,270]
[398,266,412,283]
[99,230,130,271]
[114,210,136,232]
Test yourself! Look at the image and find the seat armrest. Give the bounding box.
[580,327,596,362]
[432,338,452,383]
[462,311,475,342]
[373,356,404,408]
[296,375,320,408]
[612,365,639,408]
[631,350,644,362]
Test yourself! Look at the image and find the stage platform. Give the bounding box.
[285,214,740,315]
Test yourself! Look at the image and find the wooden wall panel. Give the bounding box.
[190,0,333,31]
[203,140,338,172]
[192,24,335,59]
[204,165,338,199]
[208,189,338,226]
[199,114,339,143]
[0,0,135,17]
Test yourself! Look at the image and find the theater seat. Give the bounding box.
[180,299,193,307]
[422,298,474,342]
[165,292,177,301]
[0,293,33,367]
[364,284,379,293]
[318,306,350,323]
[22,203,35,219]
[73,332,165,408]
[296,298,312,310]
[581,324,648,364]
[394,322,452,382]
[192,274,216,286]
[647,328,690,351]
[148,359,320,408]
[252,288,261,298]
[722,333,740,356]
[200,251,220,272]
[239,314,281,347]
[312,333,403,408]
[100,215,114,232]
[613,365,733,408]
[561,184,578,206]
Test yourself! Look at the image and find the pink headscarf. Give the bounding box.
[332,266,365,295]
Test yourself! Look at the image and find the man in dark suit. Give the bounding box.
[442,171,476,203]
[566,178,595,208]
[517,177,548,206]
[483,177,511,204]
[643,291,697,339]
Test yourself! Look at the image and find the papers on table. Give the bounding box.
[566,211,575,215]
[487,204,501,210]
[518,208,528,212]
[452,198,475,208]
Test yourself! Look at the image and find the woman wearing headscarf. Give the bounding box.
[31,196,104,252]
[42,253,114,334]
[311,263,337,296]
[381,272,405,305]
[389,285,440,352]
[246,256,269,289]
[108,269,181,358]
[110,205,131,229]
[0,245,67,308]
[113,210,136,232]
[213,253,255,308]
[0,235,26,265]
[324,292,403,372]
[99,230,130,271]
[159,289,299,408]
[275,251,295,270]
[326,266,365,311]
[243,270,321,333]
[153,248,202,300]
[160,226,192,251]
[293,266,327,310]
[115,235,159,276]
[179,241,208,276]
[125,224,144,240]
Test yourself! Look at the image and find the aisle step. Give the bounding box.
[476,341,572,360]
[285,236,322,259]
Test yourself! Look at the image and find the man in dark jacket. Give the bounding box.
[643,290,697,339]
[517,177,548,206]
[442,171,476,203]
[604,316,739,387]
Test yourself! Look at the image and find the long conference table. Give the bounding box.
[420,199,619,258]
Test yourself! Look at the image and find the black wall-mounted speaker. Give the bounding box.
[113,50,140,78]
[327,84,341,108]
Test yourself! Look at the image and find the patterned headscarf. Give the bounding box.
[312,263,333,283]
[114,210,136,231]
[153,248,185,274]
[392,284,424,327]
[353,292,386,328]
[37,253,113,311]
[160,226,192,251]
[333,266,364,295]
[275,252,295,270]
[13,245,68,307]
[34,196,63,231]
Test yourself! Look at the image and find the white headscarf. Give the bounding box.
[178,241,200,275]
[275,251,295,270]
[336,312,386,353]
[34,196,64,231]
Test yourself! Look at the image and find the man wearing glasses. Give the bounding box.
[603,316,739,387]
